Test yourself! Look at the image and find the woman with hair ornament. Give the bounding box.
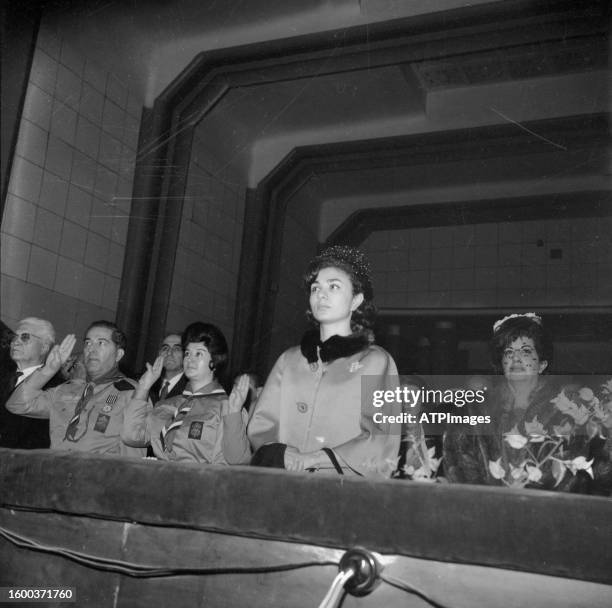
[247,245,400,477]
[444,313,612,494]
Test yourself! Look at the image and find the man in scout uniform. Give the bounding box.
[7,320,150,456]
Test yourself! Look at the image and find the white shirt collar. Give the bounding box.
[163,372,184,393]
[15,364,43,386]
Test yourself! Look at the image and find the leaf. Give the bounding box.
[552,420,573,440]
[524,416,546,437]
[550,390,577,414]
[586,420,602,440]
[551,459,567,487]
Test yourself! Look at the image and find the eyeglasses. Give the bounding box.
[502,346,537,360]
[11,332,43,344]
[160,345,183,355]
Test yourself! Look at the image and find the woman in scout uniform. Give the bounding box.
[247,245,400,477]
[123,322,251,464]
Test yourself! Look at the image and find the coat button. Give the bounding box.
[296,402,308,413]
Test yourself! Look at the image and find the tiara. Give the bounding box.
[493,312,542,333]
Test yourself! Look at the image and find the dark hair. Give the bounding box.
[85,320,127,351]
[182,322,228,379]
[489,316,553,373]
[303,245,376,334]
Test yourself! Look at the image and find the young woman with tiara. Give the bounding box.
[247,245,400,477]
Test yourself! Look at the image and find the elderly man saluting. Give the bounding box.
[0,317,63,449]
[7,320,150,456]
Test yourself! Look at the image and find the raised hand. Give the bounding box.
[138,355,164,391]
[227,374,250,414]
[44,334,76,375]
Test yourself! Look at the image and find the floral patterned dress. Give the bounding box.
[443,377,612,495]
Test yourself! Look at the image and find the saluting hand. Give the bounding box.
[138,355,164,391]
[43,334,76,375]
[227,374,250,414]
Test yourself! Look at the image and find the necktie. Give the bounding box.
[159,380,170,401]
[159,399,193,451]
[14,371,24,389]
[64,383,94,441]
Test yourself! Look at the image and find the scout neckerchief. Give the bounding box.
[64,367,125,442]
[159,381,225,451]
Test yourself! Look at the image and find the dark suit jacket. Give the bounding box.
[0,365,63,449]
[150,373,188,405]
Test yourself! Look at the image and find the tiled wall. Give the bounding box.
[362,217,612,309]
[166,130,246,348]
[266,189,320,365]
[1,21,142,339]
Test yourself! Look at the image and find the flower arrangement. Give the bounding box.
[488,379,612,489]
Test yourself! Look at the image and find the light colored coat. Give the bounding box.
[248,344,400,477]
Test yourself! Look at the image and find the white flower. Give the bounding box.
[488,458,506,480]
[578,387,594,401]
[566,456,594,478]
[526,466,543,483]
[504,426,529,449]
[510,464,528,482]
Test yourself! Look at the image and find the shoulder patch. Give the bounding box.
[113,379,135,391]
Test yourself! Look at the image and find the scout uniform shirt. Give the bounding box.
[7,372,149,457]
[123,380,251,464]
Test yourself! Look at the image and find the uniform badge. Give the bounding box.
[106,393,118,405]
[93,414,110,433]
[188,421,203,440]
[102,404,113,413]
[349,362,363,373]
[296,402,308,413]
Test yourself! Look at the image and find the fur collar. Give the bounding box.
[300,329,370,364]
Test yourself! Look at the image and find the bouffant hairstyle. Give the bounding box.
[182,322,228,379]
[303,245,376,334]
[489,315,553,373]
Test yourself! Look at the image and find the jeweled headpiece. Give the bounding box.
[493,312,542,334]
[304,245,373,299]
